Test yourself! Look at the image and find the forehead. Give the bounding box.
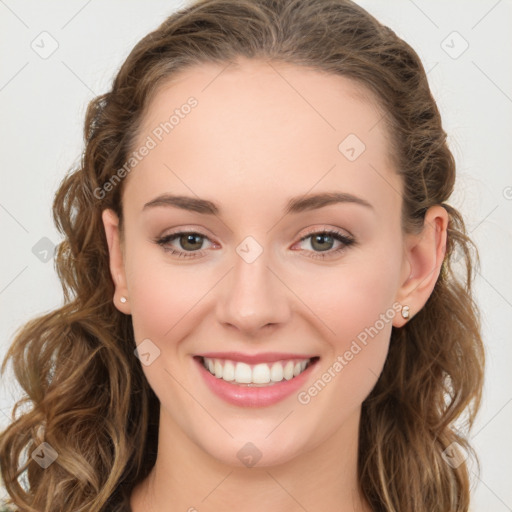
[125,58,401,218]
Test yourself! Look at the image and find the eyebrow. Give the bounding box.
[142,191,374,215]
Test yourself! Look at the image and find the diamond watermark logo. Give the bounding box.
[30,31,59,59]
[31,442,58,469]
[338,133,366,162]
[134,338,161,366]
[237,442,262,467]
[236,236,263,264]
[441,441,468,468]
[441,31,469,60]
[32,237,56,263]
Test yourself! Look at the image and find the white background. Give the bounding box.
[1,1,511,510]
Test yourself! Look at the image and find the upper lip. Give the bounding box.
[196,352,318,364]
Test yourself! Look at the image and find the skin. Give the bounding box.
[101,58,448,511]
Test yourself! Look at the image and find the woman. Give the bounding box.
[0,0,485,510]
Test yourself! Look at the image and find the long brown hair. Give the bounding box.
[0,1,485,510]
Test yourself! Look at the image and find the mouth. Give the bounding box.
[196,355,319,386]
[193,353,320,407]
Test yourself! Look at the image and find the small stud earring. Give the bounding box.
[401,305,410,319]
[120,296,127,304]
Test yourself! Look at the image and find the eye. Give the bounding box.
[293,228,355,260]
[153,227,356,260]
[154,231,214,259]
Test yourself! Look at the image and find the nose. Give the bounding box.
[216,246,291,337]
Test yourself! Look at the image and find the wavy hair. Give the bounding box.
[0,0,485,510]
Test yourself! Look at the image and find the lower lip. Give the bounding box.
[194,356,318,408]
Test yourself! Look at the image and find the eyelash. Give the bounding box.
[299,228,355,259]
[154,227,355,260]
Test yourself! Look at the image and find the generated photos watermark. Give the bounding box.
[297,301,403,405]
[93,96,198,200]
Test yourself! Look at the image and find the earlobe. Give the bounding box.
[101,209,131,314]
[393,205,449,327]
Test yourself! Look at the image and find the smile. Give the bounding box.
[193,353,320,407]
[201,357,314,386]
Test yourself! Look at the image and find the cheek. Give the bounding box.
[292,241,401,407]
[294,240,402,345]
[125,243,213,342]
[123,248,213,428]
[295,293,395,428]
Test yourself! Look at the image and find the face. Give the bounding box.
[103,58,412,468]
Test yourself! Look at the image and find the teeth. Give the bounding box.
[214,359,223,378]
[283,361,294,380]
[223,360,235,381]
[252,363,271,384]
[202,357,312,385]
[234,362,252,383]
[270,362,283,382]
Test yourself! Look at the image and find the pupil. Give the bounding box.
[313,234,332,251]
[183,234,202,250]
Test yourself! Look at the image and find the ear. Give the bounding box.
[102,208,131,314]
[393,205,448,327]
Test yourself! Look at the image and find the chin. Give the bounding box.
[195,424,314,469]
